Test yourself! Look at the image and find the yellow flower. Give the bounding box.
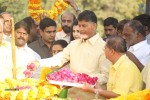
[112,90,150,100]
[40,67,53,80]
[37,86,50,99]
[27,87,38,100]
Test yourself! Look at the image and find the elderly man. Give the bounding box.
[1,12,12,42]
[30,10,110,100]
[0,20,12,80]
[55,11,76,43]
[123,20,150,70]
[82,36,142,99]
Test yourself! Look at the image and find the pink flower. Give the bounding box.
[47,68,98,85]
[23,70,32,78]
[27,63,36,71]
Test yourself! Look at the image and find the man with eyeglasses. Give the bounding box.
[28,18,57,58]
[1,12,12,42]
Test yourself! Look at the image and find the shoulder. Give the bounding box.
[26,46,41,59]
[28,39,41,49]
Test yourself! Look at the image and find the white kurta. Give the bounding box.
[16,44,41,79]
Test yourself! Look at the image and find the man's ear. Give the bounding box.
[110,48,116,56]
[39,29,43,36]
[92,23,97,30]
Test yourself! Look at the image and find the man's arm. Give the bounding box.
[64,0,81,14]
[82,83,120,99]
[126,51,144,71]
[98,54,110,85]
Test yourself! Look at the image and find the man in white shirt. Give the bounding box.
[1,12,12,42]
[0,19,12,80]
[15,21,41,79]
[123,20,150,67]
[133,14,150,44]
[55,11,76,43]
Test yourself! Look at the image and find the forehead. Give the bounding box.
[16,27,27,33]
[52,44,63,50]
[61,13,74,20]
[104,25,115,29]
[73,25,79,29]
[123,25,134,33]
[2,13,12,19]
[78,20,92,25]
[44,26,56,31]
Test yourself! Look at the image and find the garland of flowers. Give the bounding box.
[28,0,69,22]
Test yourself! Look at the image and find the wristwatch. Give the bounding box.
[76,7,80,12]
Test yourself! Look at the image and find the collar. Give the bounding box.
[60,30,70,38]
[3,34,11,39]
[129,40,147,52]
[38,37,46,47]
[16,44,28,50]
[111,54,126,70]
[81,34,100,45]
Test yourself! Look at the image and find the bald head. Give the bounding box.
[61,11,76,34]
[61,11,76,21]
[106,36,127,53]
[1,12,12,36]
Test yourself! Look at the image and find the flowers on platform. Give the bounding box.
[47,68,98,85]
[28,0,69,22]
[0,78,60,99]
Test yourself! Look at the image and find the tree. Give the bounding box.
[0,0,146,36]
[146,0,150,15]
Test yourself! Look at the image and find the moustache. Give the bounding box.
[17,37,25,41]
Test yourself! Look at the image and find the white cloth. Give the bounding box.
[39,34,110,84]
[128,40,150,66]
[16,44,41,79]
[146,33,150,45]
[55,30,71,43]
[3,34,11,42]
[0,41,12,80]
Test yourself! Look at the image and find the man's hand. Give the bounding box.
[23,61,40,78]
[50,65,60,70]
[27,61,40,71]
[64,0,75,7]
[82,83,94,92]
[39,12,49,21]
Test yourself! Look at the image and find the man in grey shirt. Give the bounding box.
[28,18,57,59]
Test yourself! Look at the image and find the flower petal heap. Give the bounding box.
[47,68,98,85]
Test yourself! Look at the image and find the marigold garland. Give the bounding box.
[28,0,69,22]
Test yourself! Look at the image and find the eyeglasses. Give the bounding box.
[4,20,11,24]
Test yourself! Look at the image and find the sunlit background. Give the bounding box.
[0,0,147,36]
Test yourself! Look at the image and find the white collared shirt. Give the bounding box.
[55,30,71,43]
[39,34,110,84]
[0,41,12,80]
[3,34,11,42]
[16,44,41,79]
[146,33,150,45]
[128,40,150,66]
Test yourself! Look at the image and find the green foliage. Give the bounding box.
[0,0,146,36]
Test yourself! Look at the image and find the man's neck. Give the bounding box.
[42,39,53,48]
[4,32,11,36]
[111,53,124,65]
